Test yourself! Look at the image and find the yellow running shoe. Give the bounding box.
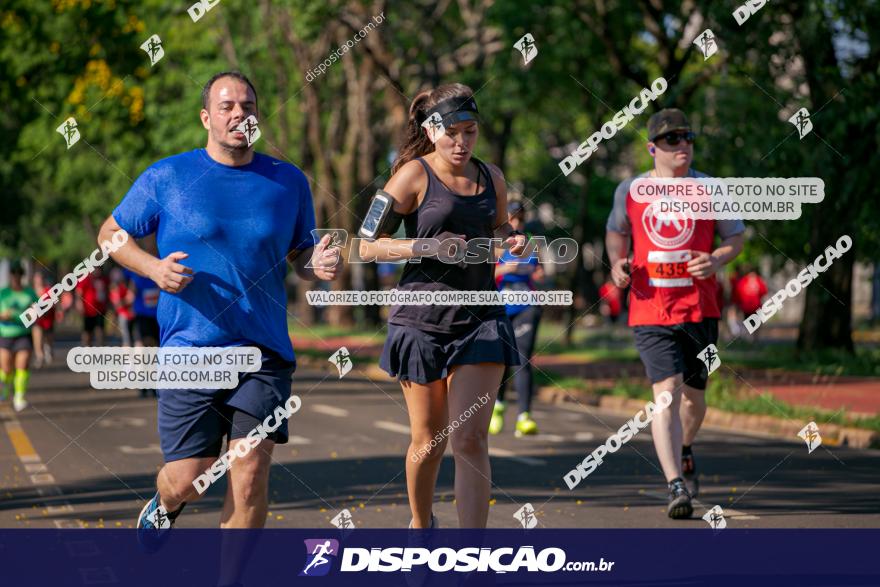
[515,412,538,437]
[489,402,505,435]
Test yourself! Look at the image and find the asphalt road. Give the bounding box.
[2,343,878,530]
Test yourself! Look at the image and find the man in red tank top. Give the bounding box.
[605,109,744,519]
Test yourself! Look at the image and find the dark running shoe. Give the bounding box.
[666,477,693,519]
[136,491,185,553]
[682,449,700,498]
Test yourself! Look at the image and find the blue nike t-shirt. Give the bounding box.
[113,149,316,363]
[497,250,539,317]
[123,269,160,319]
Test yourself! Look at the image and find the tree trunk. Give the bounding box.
[792,3,854,352]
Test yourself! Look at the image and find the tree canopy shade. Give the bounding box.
[1,0,876,351]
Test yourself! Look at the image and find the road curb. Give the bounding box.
[536,386,880,450]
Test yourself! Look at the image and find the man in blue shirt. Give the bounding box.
[98,72,340,543]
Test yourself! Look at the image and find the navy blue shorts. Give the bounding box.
[157,348,296,462]
[380,317,521,384]
[633,319,718,390]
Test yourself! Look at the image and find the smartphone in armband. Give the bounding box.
[358,192,392,240]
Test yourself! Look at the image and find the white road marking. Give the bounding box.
[489,447,547,466]
[2,406,76,525]
[374,421,411,435]
[288,435,312,445]
[537,434,566,443]
[30,473,56,485]
[574,432,596,442]
[312,404,350,418]
[118,444,162,454]
[54,519,84,528]
[98,417,146,428]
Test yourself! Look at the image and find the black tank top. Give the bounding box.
[388,157,505,333]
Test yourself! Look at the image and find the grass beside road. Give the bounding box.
[719,345,880,378]
[535,370,880,433]
[288,320,879,431]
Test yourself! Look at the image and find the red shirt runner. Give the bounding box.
[607,170,744,327]
[77,274,110,317]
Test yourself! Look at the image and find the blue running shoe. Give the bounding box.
[137,491,185,553]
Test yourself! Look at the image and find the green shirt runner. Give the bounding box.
[0,287,38,339]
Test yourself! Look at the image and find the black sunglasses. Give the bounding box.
[656,131,696,145]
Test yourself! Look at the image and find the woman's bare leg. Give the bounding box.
[402,379,448,528]
[446,362,502,528]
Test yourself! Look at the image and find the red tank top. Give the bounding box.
[625,183,720,326]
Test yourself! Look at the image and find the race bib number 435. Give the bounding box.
[647,250,692,287]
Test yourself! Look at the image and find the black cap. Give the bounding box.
[9,261,24,276]
[507,200,525,216]
[648,108,691,141]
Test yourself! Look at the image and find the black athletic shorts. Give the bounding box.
[0,335,33,353]
[633,319,718,390]
[83,314,105,332]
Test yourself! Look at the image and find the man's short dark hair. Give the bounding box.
[201,71,258,111]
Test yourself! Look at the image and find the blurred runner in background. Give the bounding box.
[491,200,544,437]
[0,263,38,411]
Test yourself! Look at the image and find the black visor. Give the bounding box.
[423,96,479,127]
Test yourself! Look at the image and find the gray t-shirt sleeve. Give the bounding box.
[606,177,635,235]
[716,218,746,239]
[690,170,746,239]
